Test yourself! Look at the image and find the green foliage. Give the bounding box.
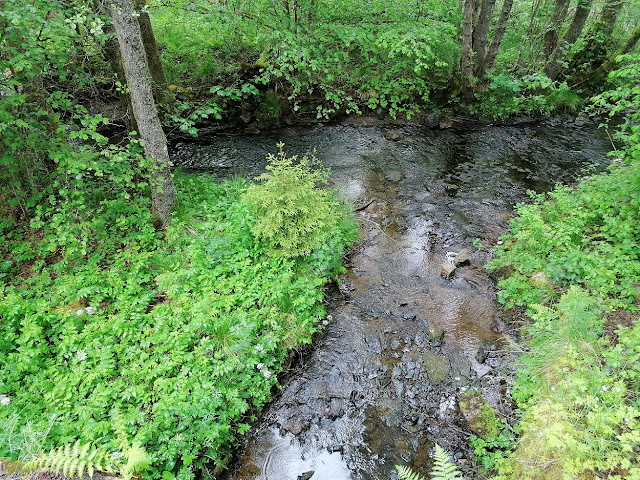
[469,430,515,473]
[1,170,355,479]
[396,464,426,480]
[473,73,583,119]
[27,427,150,480]
[489,160,640,310]
[149,0,459,118]
[395,444,464,480]
[28,441,115,479]
[243,144,353,258]
[488,67,640,477]
[160,83,259,137]
[431,444,464,480]
[589,55,640,163]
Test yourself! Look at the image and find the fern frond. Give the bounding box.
[121,443,151,480]
[396,464,425,480]
[27,441,114,479]
[431,444,464,480]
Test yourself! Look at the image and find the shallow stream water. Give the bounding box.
[171,117,611,480]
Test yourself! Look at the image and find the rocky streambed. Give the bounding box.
[172,116,611,480]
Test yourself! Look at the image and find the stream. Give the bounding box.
[171,117,611,480]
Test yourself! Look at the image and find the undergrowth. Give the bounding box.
[487,160,640,478]
[0,164,356,479]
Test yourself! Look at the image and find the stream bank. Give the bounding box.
[171,118,611,480]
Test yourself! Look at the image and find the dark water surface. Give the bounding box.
[171,118,611,480]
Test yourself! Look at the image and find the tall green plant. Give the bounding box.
[242,144,341,257]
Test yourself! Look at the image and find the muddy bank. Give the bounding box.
[171,118,611,480]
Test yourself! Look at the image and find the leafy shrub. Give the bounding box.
[474,73,583,119]
[488,151,640,477]
[1,170,356,480]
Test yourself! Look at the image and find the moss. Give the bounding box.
[459,390,501,439]
[0,459,26,476]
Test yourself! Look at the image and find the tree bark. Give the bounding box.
[544,0,594,81]
[109,0,177,227]
[543,0,570,58]
[460,0,476,102]
[134,0,168,101]
[481,0,514,74]
[569,0,624,76]
[579,26,640,88]
[472,0,496,77]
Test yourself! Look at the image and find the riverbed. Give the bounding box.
[171,117,611,480]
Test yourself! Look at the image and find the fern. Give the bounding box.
[396,464,426,480]
[395,444,464,480]
[431,444,464,480]
[27,440,114,479]
[26,414,150,480]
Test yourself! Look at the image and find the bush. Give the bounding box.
[243,144,350,258]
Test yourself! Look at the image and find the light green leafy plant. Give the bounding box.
[27,441,115,479]
[243,144,341,257]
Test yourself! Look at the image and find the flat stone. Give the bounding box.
[441,262,456,279]
[384,130,403,141]
[422,351,451,384]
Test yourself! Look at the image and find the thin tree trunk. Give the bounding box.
[544,0,594,80]
[543,0,570,58]
[460,0,476,102]
[517,0,543,69]
[109,0,177,227]
[472,0,497,77]
[482,0,514,74]
[134,0,168,102]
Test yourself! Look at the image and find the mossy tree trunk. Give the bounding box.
[543,0,594,81]
[543,0,571,58]
[109,0,177,228]
[134,0,168,102]
[460,0,514,101]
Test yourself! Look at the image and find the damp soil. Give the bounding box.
[171,116,611,480]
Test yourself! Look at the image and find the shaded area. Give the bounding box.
[171,118,610,480]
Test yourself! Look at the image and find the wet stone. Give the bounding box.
[283,419,310,435]
[454,248,472,267]
[441,262,456,279]
[365,334,383,354]
[326,398,344,420]
[422,351,451,384]
[427,328,445,345]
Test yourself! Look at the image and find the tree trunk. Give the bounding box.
[109,0,177,228]
[568,0,624,77]
[579,26,640,88]
[544,0,594,81]
[134,0,168,101]
[481,0,514,75]
[460,0,476,102]
[472,0,496,77]
[543,0,570,58]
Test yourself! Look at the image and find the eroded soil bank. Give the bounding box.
[171,117,611,480]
